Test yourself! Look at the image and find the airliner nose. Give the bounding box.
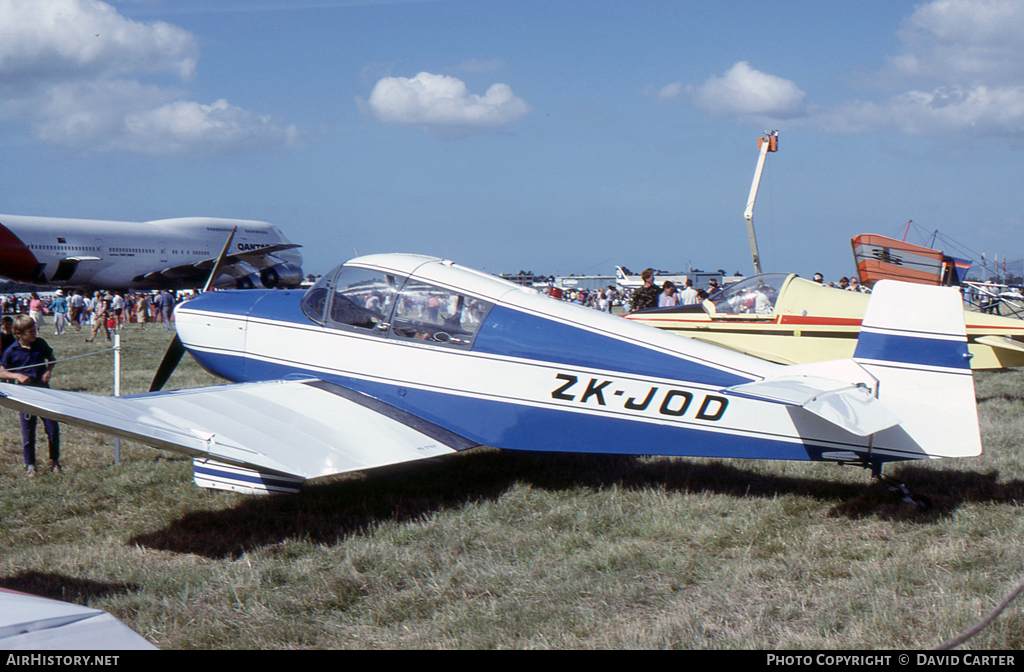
[0,219,40,282]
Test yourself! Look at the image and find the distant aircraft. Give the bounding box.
[0,214,303,290]
[627,272,1024,370]
[0,254,980,507]
[615,266,694,290]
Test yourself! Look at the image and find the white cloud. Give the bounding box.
[655,82,683,103]
[689,62,807,119]
[0,0,197,89]
[0,0,299,155]
[825,0,1024,138]
[882,0,1024,87]
[686,2,1024,140]
[26,79,178,148]
[119,99,301,155]
[358,72,531,138]
[809,85,1024,137]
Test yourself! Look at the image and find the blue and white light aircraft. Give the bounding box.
[0,254,980,502]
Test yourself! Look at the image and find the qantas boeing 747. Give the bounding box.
[0,213,303,290]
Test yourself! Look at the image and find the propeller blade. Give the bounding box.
[202,226,237,293]
[150,334,186,392]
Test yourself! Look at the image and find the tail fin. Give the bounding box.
[853,280,980,458]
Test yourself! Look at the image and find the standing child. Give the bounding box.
[0,316,60,477]
[0,316,14,354]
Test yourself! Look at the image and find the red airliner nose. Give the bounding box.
[0,220,40,282]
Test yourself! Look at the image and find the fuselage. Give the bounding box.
[172,254,955,465]
[0,214,303,290]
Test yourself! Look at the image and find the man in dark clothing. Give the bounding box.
[157,290,176,331]
[0,316,60,477]
[630,268,663,312]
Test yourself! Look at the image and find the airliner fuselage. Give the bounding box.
[0,214,303,290]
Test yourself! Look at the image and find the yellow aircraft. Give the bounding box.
[626,273,1024,369]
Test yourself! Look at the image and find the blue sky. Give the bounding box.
[2,0,1022,280]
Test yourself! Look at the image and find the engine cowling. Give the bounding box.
[260,263,303,289]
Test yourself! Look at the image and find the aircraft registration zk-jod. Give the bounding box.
[0,253,981,506]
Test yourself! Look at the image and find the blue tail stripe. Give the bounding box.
[854,332,970,369]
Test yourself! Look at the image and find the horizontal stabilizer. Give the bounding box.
[724,374,899,436]
[974,334,1024,354]
[0,378,478,485]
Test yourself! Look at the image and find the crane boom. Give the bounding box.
[743,131,778,275]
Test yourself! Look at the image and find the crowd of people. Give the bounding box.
[545,269,724,314]
[811,272,871,293]
[0,287,185,479]
[546,285,626,312]
[546,268,869,315]
[2,289,184,339]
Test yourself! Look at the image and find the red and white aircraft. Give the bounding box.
[0,213,303,290]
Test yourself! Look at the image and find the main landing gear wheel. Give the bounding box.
[869,462,932,509]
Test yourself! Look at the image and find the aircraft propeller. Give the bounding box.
[149,227,236,392]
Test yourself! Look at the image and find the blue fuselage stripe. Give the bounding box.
[473,305,750,387]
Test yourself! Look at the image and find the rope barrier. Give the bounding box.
[933,578,1024,649]
[1,345,116,373]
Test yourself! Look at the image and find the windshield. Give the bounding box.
[300,263,494,348]
[709,273,789,315]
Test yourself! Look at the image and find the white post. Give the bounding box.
[114,331,121,464]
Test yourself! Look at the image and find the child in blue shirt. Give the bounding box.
[0,316,60,477]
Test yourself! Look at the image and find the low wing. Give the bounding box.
[723,374,900,437]
[0,589,156,650]
[0,378,477,485]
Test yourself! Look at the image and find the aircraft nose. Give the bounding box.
[0,220,40,281]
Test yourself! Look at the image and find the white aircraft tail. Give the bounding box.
[728,280,981,461]
[851,280,980,459]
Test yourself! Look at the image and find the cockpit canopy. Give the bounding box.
[708,273,790,315]
[300,263,495,348]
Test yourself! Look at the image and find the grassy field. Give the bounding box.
[1,323,1023,649]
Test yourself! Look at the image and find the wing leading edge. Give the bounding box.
[0,378,477,492]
